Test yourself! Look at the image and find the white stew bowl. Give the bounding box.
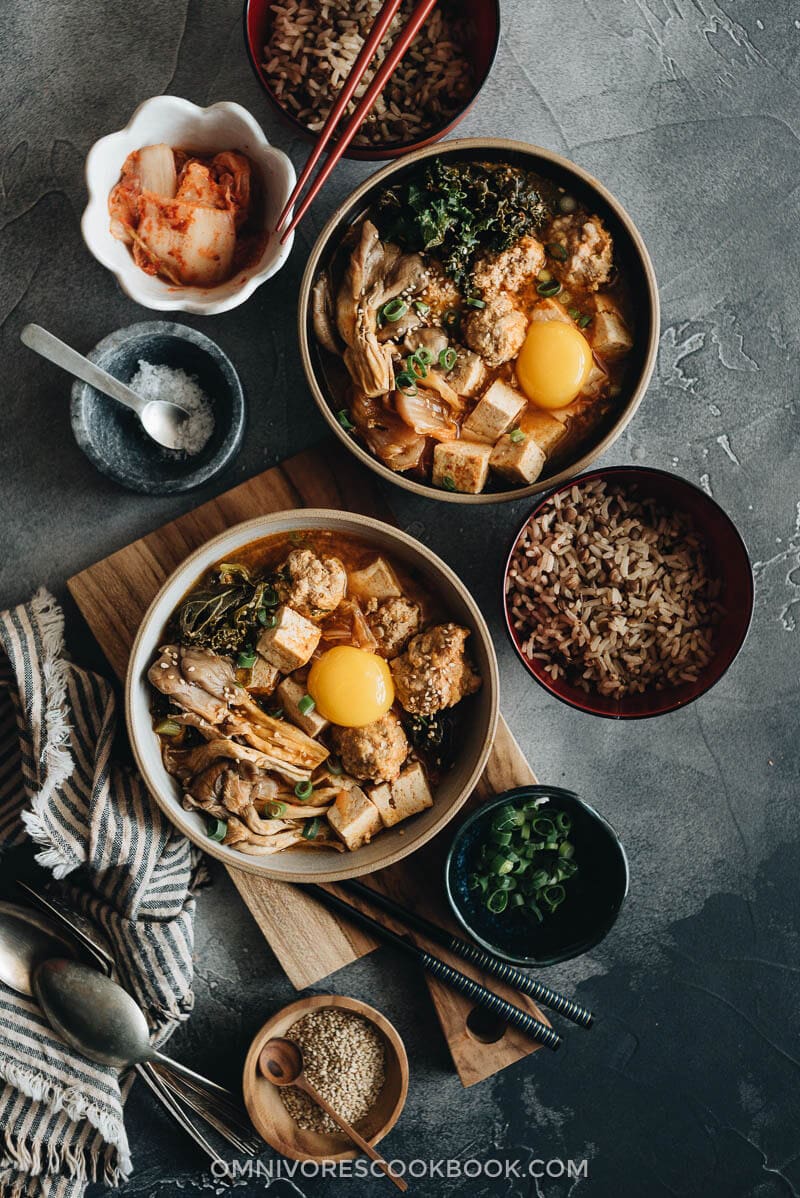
[125,510,499,881]
[81,95,295,315]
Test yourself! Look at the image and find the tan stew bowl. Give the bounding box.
[125,510,499,881]
[299,137,659,504]
[243,994,408,1162]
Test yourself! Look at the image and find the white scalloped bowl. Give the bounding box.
[81,95,295,315]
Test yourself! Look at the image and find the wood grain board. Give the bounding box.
[68,441,547,1086]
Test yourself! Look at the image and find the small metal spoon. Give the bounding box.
[20,323,190,450]
[33,958,223,1092]
[0,902,77,995]
[258,1037,407,1192]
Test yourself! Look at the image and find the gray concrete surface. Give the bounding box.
[1,2,799,1195]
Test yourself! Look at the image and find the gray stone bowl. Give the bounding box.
[70,321,245,494]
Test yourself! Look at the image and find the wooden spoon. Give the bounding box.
[258,1037,407,1192]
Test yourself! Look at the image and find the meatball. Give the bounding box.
[367,597,421,659]
[275,548,347,619]
[332,713,409,783]
[472,235,546,294]
[391,623,482,716]
[547,213,613,292]
[462,295,527,368]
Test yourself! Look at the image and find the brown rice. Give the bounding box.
[506,479,724,698]
[261,0,475,148]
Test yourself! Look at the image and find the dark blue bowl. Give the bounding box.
[70,321,245,494]
[445,786,629,966]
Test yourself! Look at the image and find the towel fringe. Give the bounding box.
[0,1061,131,1182]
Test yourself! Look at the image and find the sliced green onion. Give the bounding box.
[266,706,284,719]
[154,718,182,737]
[298,694,315,716]
[380,297,409,322]
[262,585,280,607]
[260,613,277,630]
[441,475,457,492]
[237,649,257,669]
[394,370,418,396]
[415,347,434,366]
[206,817,227,842]
[532,816,556,837]
[439,347,457,372]
[337,408,355,431]
[302,817,321,840]
[578,313,593,329]
[487,890,508,914]
[443,308,460,330]
[294,780,314,801]
[509,428,526,444]
[327,758,343,776]
[568,307,581,321]
[556,812,572,833]
[467,873,487,893]
[465,296,486,309]
[547,242,568,261]
[265,800,287,818]
[543,884,566,911]
[407,353,428,379]
[413,299,431,316]
[536,280,562,298]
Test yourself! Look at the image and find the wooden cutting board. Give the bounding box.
[68,441,547,1087]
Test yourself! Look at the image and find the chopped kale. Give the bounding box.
[376,161,551,291]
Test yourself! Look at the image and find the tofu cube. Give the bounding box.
[432,440,492,494]
[347,557,401,602]
[588,297,632,360]
[519,409,567,457]
[462,379,527,444]
[247,655,280,696]
[256,605,320,672]
[530,297,572,324]
[490,433,546,485]
[369,762,433,828]
[327,786,383,851]
[277,675,329,737]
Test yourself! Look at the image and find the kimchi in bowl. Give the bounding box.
[81,95,295,315]
[126,510,499,882]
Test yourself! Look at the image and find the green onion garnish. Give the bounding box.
[468,802,578,924]
[578,313,593,329]
[294,780,314,801]
[206,817,227,842]
[336,408,356,431]
[568,307,580,321]
[302,817,321,840]
[509,428,525,444]
[380,297,409,322]
[328,758,343,776]
[266,800,287,818]
[443,308,460,330]
[439,347,457,372]
[415,347,434,366]
[154,718,182,737]
[266,707,284,719]
[237,649,257,669]
[413,300,431,316]
[465,296,486,309]
[536,280,562,298]
[298,694,315,716]
[547,242,568,261]
[407,353,428,379]
[394,370,418,397]
[441,475,457,492]
[262,585,280,607]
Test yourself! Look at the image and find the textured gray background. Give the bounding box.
[1,1,799,1195]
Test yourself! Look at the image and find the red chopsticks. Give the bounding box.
[275,0,440,244]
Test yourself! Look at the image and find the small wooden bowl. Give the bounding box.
[243,995,409,1162]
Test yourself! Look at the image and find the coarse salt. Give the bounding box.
[130,360,215,456]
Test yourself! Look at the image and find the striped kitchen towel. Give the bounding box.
[0,588,200,1198]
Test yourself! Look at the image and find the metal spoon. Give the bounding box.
[20,323,190,450]
[0,901,78,995]
[33,958,225,1092]
[258,1037,407,1192]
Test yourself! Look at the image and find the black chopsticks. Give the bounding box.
[305,884,562,1052]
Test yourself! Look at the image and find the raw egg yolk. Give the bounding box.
[307,646,394,727]
[516,320,594,410]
